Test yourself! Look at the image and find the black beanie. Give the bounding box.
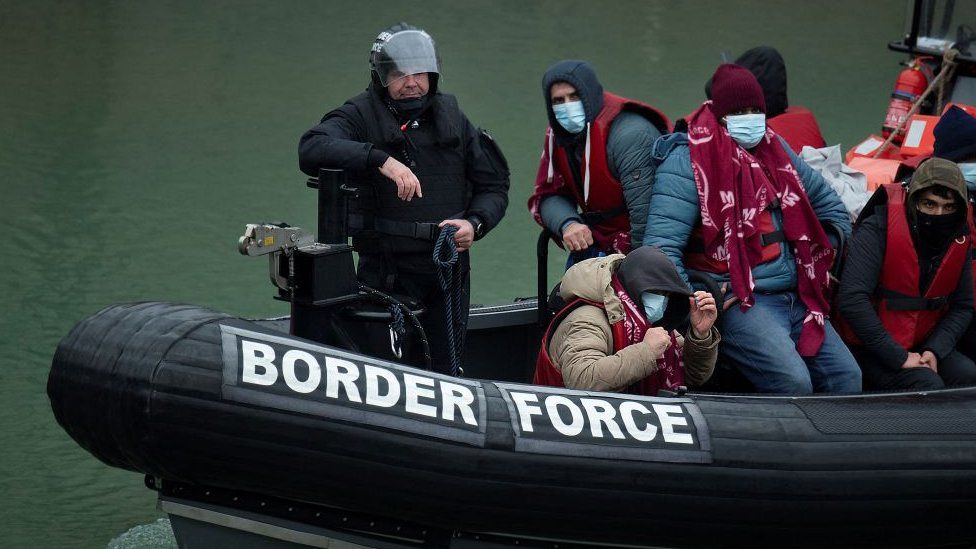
[933,106,976,162]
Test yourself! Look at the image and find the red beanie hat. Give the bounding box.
[710,63,766,120]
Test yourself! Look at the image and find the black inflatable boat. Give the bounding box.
[48,300,976,548]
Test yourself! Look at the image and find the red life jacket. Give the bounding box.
[534,298,627,386]
[767,106,826,154]
[549,92,671,254]
[683,205,783,273]
[532,297,679,396]
[839,184,969,349]
[970,204,976,305]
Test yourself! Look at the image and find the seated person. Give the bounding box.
[838,158,976,390]
[645,64,861,395]
[897,105,976,183]
[931,107,976,364]
[933,106,976,190]
[533,246,719,394]
[705,46,826,153]
[527,60,670,266]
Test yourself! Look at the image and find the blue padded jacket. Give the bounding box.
[642,133,851,291]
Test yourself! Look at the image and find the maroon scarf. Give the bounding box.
[611,277,684,394]
[686,102,834,356]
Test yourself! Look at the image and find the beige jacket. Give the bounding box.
[548,255,719,392]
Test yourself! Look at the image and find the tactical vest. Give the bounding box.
[346,89,470,255]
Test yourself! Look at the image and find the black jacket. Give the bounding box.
[298,84,509,254]
[837,206,973,369]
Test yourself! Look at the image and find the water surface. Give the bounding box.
[1,1,902,546]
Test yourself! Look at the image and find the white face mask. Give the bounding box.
[640,292,668,324]
[725,113,767,149]
[552,100,586,134]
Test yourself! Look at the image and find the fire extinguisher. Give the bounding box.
[881,57,933,143]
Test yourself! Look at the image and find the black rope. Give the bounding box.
[433,225,465,377]
[357,284,432,370]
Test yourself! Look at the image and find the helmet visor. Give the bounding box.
[372,30,439,87]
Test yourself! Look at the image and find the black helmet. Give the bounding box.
[369,23,440,91]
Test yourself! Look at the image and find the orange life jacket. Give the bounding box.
[549,92,671,253]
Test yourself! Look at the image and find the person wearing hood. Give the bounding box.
[527,60,671,265]
[298,23,510,373]
[644,64,860,395]
[838,158,976,390]
[533,246,719,394]
[705,46,826,154]
[896,105,976,184]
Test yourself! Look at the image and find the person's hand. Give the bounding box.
[901,352,925,369]
[378,157,422,201]
[642,327,671,358]
[689,291,717,338]
[720,282,739,311]
[920,350,939,373]
[439,219,474,251]
[561,222,594,252]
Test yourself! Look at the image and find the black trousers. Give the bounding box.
[358,253,470,374]
[857,349,976,391]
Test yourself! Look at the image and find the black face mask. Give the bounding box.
[391,96,430,120]
[916,211,958,246]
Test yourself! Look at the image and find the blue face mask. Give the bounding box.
[552,101,586,134]
[640,292,668,325]
[958,163,976,192]
[725,113,767,149]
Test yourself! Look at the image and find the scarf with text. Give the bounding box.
[686,102,833,355]
[611,277,684,394]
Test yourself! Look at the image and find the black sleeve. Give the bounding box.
[837,214,909,370]
[298,104,388,176]
[923,250,974,360]
[462,117,510,236]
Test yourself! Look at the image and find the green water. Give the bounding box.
[2,1,905,546]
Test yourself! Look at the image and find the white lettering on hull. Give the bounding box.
[237,338,478,427]
[506,390,697,446]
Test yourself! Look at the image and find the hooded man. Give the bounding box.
[705,46,826,154]
[896,106,976,184]
[527,60,671,265]
[298,23,510,373]
[533,246,719,394]
[645,64,860,395]
[838,158,976,390]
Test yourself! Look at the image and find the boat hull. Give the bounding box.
[48,302,976,547]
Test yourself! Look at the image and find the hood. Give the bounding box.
[559,248,690,329]
[906,157,969,234]
[933,106,976,163]
[542,60,604,143]
[560,255,626,323]
[705,46,788,119]
[616,246,692,330]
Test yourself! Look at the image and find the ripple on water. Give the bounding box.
[106,518,176,549]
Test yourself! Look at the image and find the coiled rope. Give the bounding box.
[433,224,466,377]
